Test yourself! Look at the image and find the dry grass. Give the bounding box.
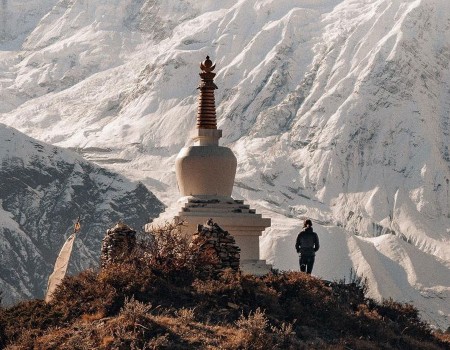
[1,225,448,349]
[434,330,450,345]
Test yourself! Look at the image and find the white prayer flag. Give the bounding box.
[45,232,76,303]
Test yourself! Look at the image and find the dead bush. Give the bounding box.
[375,298,433,341]
[0,306,6,349]
[2,299,61,344]
[433,329,450,345]
[271,320,300,349]
[144,221,193,272]
[145,333,170,349]
[235,308,269,349]
[120,296,152,325]
[175,307,196,324]
[105,313,168,350]
[51,269,118,320]
[232,308,303,350]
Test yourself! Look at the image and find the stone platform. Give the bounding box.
[174,196,272,275]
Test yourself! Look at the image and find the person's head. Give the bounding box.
[303,219,312,228]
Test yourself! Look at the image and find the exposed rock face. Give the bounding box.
[0,125,164,304]
[101,222,137,268]
[190,219,240,276]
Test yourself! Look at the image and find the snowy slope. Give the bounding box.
[0,123,164,304]
[0,0,449,327]
[0,0,59,50]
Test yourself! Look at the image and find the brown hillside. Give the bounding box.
[0,226,448,350]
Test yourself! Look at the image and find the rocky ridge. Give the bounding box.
[0,124,164,304]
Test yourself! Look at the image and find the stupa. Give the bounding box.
[173,56,271,275]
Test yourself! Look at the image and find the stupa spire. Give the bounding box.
[197,56,218,129]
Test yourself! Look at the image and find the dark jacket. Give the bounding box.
[295,227,320,256]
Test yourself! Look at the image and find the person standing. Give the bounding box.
[295,219,320,274]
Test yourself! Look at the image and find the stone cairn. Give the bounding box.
[190,219,240,275]
[101,222,136,268]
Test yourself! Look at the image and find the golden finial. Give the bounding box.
[200,56,216,73]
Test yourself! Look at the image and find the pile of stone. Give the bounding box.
[101,222,136,268]
[190,219,240,275]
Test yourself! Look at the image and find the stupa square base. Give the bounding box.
[240,259,273,276]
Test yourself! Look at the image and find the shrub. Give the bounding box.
[2,299,62,344]
[271,320,307,350]
[51,269,118,320]
[143,221,194,273]
[433,329,450,345]
[235,308,269,349]
[233,309,303,350]
[175,307,196,324]
[0,306,6,349]
[120,296,152,325]
[376,298,433,340]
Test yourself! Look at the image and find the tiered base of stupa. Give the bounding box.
[173,195,272,275]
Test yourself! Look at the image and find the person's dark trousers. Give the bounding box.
[299,255,315,274]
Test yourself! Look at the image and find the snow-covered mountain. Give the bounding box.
[0,0,449,328]
[0,123,164,304]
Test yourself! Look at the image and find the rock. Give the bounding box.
[100,222,136,268]
[190,219,241,275]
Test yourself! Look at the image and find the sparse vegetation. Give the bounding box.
[0,226,448,349]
